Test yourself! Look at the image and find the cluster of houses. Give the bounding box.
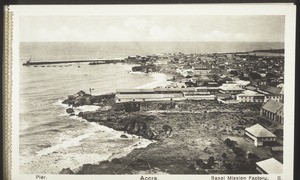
[121,52,284,174]
[115,81,284,123]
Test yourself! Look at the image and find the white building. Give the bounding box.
[219,83,244,95]
[245,124,276,147]
[236,90,265,103]
[256,158,282,174]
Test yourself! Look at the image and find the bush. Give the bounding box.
[224,163,232,171]
[207,156,215,166]
[196,159,205,168]
[247,152,259,159]
[224,138,237,148]
[232,147,245,157]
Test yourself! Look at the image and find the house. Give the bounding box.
[245,124,276,147]
[234,80,251,88]
[195,87,220,94]
[257,85,283,103]
[219,83,244,95]
[260,100,284,124]
[183,92,215,100]
[256,158,282,174]
[217,98,239,104]
[193,65,211,76]
[115,88,194,103]
[236,90,265,103]
[181,69,194,78]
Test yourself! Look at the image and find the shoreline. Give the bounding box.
[58,71,169,173]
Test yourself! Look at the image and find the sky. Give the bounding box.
[20,15,284,42]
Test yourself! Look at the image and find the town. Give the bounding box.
[62,49,284,175]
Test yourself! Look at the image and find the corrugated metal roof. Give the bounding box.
[237,90,264,96]
[245,124,276,138]
[258,85,282,94]
[153,87,195,92]
[256,158,282,174]
[262,99,283,113]
[116,89,155,93]
[219,85,244,91]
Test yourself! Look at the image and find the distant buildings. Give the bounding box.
[256,158,282,174]
[257,85,284,103]
[193,65,211,76]
[236,90,265,103]
[245,124,277,147]
[260,100,284,124]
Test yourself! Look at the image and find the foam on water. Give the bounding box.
[20,64,160,174]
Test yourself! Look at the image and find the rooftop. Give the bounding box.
[234,80,251,86]
[219,84,244,91]
[237,90,264,96]
[262,99,283,114]
[256,158,282,174]
[245,124,276,138]
[258,85,282,94]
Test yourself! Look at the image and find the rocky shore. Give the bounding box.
[60,90,280,174]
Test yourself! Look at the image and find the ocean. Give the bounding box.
[19,42,283,174]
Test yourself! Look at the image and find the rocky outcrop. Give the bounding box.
[66,108,74,114]
[62,91,115,107]
[120,134,128,138]
[59,168,74,174]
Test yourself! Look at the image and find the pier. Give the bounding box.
[22,59,125,66]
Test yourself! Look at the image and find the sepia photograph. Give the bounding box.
[4,4,296,180]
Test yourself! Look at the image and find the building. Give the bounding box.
[183,92,215,100]
[181,69,194,78]
[233,80,251,88]
[260,100,284,124]
[236,90,265,103]
[115,88,194,103]
[257,85,283,103]
[256,158,282,174]
[219,83,244,95]
[245,124,276,147]
[193,65,211,76]
[195,87,220,94]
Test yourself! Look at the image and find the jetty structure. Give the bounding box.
[22,58,125,66]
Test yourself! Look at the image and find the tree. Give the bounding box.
[229,70,239,76]
[249,72,261,80]
[222,153,228,164]
[196,159,205,168]
[207,156,215,167]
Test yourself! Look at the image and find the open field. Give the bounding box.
[63,97,282,174]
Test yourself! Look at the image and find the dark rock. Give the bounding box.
[111,158,122,164]
[59,168,74,174]
[66,108,74,114]
[120,134,128,138]
[78,112,84,117]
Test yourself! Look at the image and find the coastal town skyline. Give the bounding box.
[20,15,284,42]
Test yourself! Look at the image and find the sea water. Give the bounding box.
[19,42,283,174]
[19,63,159,174]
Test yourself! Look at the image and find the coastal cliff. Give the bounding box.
[60,91,270,174]
[62,91,172,140]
